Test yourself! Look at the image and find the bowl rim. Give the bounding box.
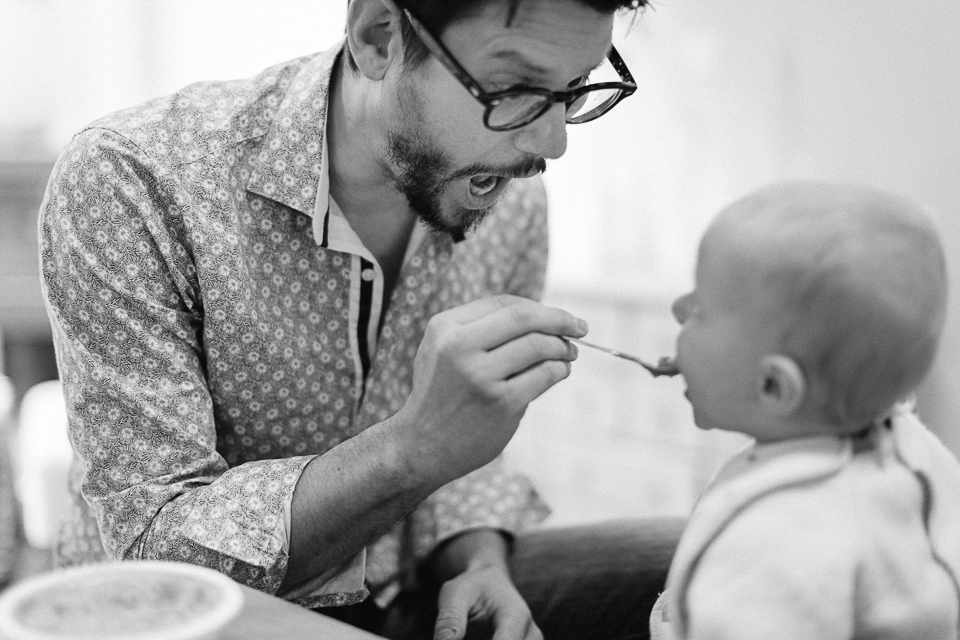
[0,560,245,640]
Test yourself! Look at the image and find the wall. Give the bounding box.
[783,0,960,455]
[515,0,960,524]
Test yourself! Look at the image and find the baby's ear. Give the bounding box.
[757,354,806,416]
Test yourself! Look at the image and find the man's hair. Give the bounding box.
[344,0,647,73]
[724,182,948,427]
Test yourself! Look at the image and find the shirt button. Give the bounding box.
[361,268,375,282]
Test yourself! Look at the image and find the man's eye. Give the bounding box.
[486,81,526,93]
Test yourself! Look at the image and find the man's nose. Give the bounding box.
[513,103,568,160]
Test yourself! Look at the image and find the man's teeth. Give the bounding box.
[469,175,500,196]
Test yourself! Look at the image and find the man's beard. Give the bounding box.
[385,128,547,239]
[385,129,478,238]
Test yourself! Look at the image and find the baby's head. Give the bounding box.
[672,181,947,441]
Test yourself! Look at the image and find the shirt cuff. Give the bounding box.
[276,481,367,604]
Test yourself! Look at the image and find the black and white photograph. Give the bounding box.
[1,1,959,638]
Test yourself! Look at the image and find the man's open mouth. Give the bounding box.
[468,174,502,197]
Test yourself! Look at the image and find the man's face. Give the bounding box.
[384,0,615,236]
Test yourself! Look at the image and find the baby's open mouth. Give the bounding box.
[652,356,680,377]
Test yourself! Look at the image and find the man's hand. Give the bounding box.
[282,296,583,591]
[434,565,542,640]
[395,295,587,485]
[430,529,542,640]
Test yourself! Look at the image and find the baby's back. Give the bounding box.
[661,414,960,640]
[842,446,958,638]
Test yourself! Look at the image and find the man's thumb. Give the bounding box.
[434,606,468,640]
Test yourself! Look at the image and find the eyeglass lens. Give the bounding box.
[565,56,624,121]
[486,56,626,129]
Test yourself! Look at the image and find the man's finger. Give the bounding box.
[433,582,474,640]
[485,333,577,382]
[436,294,530,325]
[463,300,587,352]
[523,621,545,640]
[434,610,468,640]
[490,611,539,640]
[499,358,574,408]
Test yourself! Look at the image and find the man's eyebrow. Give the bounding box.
[488,49,552,78]
[489,49,603,80]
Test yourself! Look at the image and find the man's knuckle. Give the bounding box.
[544,334,568,357]
[493,293,518,308]
[481,380,507,405]
[507,303,535,326]
[514,334,537,360]
[497,387,519,409]
[544,360,571,385]
[434,326,465,353]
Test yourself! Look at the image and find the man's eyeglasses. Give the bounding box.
[402,9,637,132]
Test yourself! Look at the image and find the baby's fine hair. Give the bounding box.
[723,181,948,426]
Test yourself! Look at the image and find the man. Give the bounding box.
[40,0,680,638]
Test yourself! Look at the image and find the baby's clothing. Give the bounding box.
[651,406,960,640]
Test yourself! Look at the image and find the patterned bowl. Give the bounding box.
[0,561,244,640]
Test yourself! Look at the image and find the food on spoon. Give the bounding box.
[652,356,680,377]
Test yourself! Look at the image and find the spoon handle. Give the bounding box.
[567,337,679,378]
[568,337,648,366]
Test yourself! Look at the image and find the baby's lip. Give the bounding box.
[651,356,680,377]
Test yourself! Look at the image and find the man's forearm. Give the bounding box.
[428,528,511,584]
[280,414,437,591]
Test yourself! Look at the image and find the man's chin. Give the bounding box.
[423,187,500,238]
[404,174,514,239]
[422,205,492,239]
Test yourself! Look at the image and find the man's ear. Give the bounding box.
[758,354,806,416]
[346,0,405,80]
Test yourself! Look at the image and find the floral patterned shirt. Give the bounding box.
[39,43,550,608]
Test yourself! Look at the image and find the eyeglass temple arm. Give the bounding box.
[404,8,635,99]
[606,45,636,86]
[401,8,490,101]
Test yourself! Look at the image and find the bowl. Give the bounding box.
[0,561,244,640]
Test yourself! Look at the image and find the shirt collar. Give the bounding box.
[245,42,342,225]
[243,41,456,255]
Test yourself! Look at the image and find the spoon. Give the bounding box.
[567,337,680,378]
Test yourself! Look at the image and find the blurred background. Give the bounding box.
[1,0,958,586]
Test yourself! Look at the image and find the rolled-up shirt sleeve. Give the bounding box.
[408,458,551,562]
[39,127,357,599]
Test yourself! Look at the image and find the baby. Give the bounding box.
[651,181,960,639]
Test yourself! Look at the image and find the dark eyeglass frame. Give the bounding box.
[402,8,638,132]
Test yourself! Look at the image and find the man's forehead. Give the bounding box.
[451,0,614,76]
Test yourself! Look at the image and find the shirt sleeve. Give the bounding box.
[39,127,359,600]
[407,457,550,562]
